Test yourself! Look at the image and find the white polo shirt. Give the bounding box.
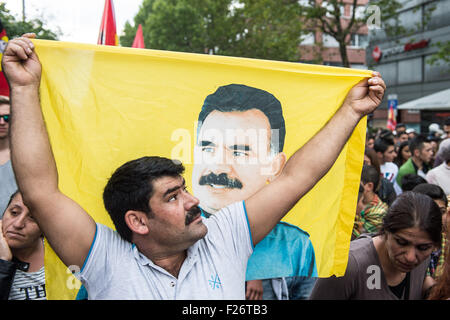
[78,201,253,299]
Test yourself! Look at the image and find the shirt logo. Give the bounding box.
[208,274,222,290]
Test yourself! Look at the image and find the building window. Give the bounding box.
[321,1,345,18]
[348,5,367,19]
[322,34,339,47]
[350,34,369,48]
[424,55,450,81]
[374,62,397,86]
[397,7,423,35]
[300,32,315,45]
[398,57,423,84]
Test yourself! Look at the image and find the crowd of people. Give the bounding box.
[317,122,450,300]
[0,34,449,301]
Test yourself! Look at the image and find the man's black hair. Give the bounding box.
[444,117,450,126]
[379,129,394,140]
[361,164,380,191]
[103,156,184,242]
[373,136,395,153]
[409,134,429,154]
[413,183,448,207]
[401,174,427,192]
[197,84,286,153]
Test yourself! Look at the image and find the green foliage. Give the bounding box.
[427,40,450,66]
[225,0,304,62]
[120,0,306,62]
[121,0,232,53]
[0,3,60,40]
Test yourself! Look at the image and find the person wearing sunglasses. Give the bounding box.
[0,95,18,218]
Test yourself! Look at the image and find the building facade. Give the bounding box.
[298,0,370,69]
[366,0,450,132]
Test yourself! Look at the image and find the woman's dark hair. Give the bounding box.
[103,156,184,242]
[412,183,448,208]
[3,190,20,215]
[394,140,410,167]
[364,148,381,177]
[381,191,442,246]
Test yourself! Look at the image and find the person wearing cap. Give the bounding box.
[406,128,417,140]
[428,123,444,140]
[0,95,18,217]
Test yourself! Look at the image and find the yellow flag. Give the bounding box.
[34,39,370,299]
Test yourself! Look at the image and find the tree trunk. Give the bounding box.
[338,41,350,68]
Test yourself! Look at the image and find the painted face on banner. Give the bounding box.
[192,109,285,214]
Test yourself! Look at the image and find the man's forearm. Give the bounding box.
[10,85,59,201]
[282,102,361,195]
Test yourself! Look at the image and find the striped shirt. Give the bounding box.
[8,266,46,300]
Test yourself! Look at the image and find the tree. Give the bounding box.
[428,41,450,66]
[120,0,307,62]
[301,0,403,68]
[121,0,234,54]
[224,0,305,62]
[0,3,60,40]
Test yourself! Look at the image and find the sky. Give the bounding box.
[3,0,143,44]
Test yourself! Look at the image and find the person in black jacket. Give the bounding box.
[0,190,45,300]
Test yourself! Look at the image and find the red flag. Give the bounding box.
[98,0,118,46]
[0,18,10,96]
[132,24,145,48]
[387,103,397,131]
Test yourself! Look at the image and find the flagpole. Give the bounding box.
[22,0,26,22]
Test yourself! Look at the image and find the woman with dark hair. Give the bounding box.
[394,141,411,168]
[310,192,442,300]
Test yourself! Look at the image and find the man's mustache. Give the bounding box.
[185,205,201,225]
[198,172,243,189]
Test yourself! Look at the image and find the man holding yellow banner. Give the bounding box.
[2,34,385,300]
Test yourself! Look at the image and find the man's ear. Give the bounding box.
[266,152,287,182]
[124,210,150,236]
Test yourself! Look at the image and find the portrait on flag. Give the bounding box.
[192,84,317,280]
[31,39,370,299]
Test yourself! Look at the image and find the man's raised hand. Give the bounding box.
[1,33,41,89]
[342,71,385,119]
